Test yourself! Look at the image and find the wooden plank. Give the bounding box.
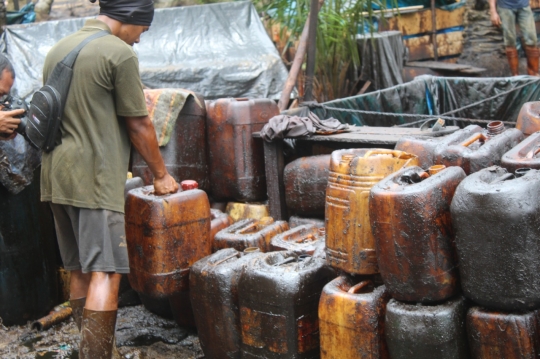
[263,140,288,221]
[383,6,465,35]
[407,61,472,71]
[360,5,423,16]
[406,31,464,61]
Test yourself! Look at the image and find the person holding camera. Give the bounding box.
[41,1,177,358]
[0,55,25,140]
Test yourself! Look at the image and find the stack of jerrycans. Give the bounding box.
[451,166,540,358]
[370,165,469,359]
[319,149,418,358]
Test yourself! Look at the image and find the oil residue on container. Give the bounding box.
[385,297,470,359]
[125,184,211,298]
[270,224,325,255]
[210,209,234,243]
[319,275,390,359]
[213,217,289,252]
[370,165,466,303]
[225,201,270,222]
[239,251,333,358]
[516,101,540,137]
[284,155,330,218]
[325,149,418,275]
[501,131,540,172]
[467,306,540,358]
[451,166,540,311]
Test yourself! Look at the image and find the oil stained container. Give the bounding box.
[125,176,144,200]
[270,224,325,255]
[501,131,540,173]
[284,155,330,217]
[467,306,540,359]
[325,149,419,275]
[210,208,234,243]
[385,297,470,359]
[190,248,263,359]
[125,184,211,298]
[131,90,209,190]
[395,125,484,168]
[226,201,270,222]
[289,216,325,229]
[517,101,540,137]
[451,166,540,311]
[206,98,279,202]
[435,122,524,174]
[319,275,391,359]
[169,290,196,328]
[369,165,466,303]
[138,293,173,319]
[238,251,333,358]
[213,217,289,252]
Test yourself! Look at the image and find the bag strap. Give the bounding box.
[60,30,109,68]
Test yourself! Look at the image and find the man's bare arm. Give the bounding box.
[488,0,501,27]
[125,115,178,195]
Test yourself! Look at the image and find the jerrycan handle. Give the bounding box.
[363,149,415,159]
[460,133,487,147]
[525,147,540,159]
[212,252,242,266]
[348,280,372,294]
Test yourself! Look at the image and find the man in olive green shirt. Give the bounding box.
[41,1,177,358]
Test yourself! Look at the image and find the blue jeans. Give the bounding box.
[498,6,538,47]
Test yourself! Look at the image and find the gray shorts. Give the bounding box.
[499,6,538,47]
[50,203,130,274]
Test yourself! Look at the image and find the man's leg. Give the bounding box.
[70,269,91,331]
[518,6,539,76]
[499,7,520,75]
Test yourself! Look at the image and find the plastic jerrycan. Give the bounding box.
[284,155,330,217]
[517,101,540,137]
[213,217,289,252]
[190,248,263,359]
[385,297,470,359]
[210,208,234,243]
[225,201,270,222]
[325,148,419,275]
[395,125,483,168]
[270,224,325,255]
[125,180,211,298]
[451,166,540,311]
[238,251,333,358]
[370,165,466,303]
[319,275,391,359]
[435,121,524,174]
[206,98,279,202]
[501,131,540,172]
[131,90,209,190]
[467,306,540,359]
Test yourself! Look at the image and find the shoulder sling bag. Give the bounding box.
[26,30,109,152]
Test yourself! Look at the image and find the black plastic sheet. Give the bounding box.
[0,1,288,101]
[0,134,41,194]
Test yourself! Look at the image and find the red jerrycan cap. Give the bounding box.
[181,180,198,190]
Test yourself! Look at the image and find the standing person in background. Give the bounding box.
[41,1,178,358]
[489,0,540,76]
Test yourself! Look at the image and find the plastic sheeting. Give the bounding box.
[0,135,41,194]
[0,1,288,101]
[308,75,540,128]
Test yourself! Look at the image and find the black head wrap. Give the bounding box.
[91,0,154,26]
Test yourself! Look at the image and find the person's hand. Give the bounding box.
[0,109,24,138]
[491,11,501,27]
[153,173,179,195]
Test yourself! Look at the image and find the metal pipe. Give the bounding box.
[304,0,320,102]
[32,306,73,331]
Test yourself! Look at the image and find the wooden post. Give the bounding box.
[263,140,288,221]
[431,0,438,61]
[304,0,320,102]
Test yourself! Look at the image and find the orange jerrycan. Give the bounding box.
[213,217,289,252]
[270,224,325,255]
[501,131,540,173]
[325,149,418,275]
[517,101,540,137]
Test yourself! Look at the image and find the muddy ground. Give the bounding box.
[0,305,204,359]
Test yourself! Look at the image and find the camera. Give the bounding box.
[1,95,28,135]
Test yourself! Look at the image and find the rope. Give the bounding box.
[306,79,540,127]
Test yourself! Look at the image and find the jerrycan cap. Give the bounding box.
[181,180,198,190]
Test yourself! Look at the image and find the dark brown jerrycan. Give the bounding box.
[190,248,263,359]
[385,297,470,359]
[270,224,325,255]
[326,149,419,275]
[467,306,540,359]
[169,290,196,328]
[369,165,466,303]
[210,208,234,243]
[206,98,279,202]
[289,215,325,228]
[451,166,540,311]
[435,122,524,174]
[517,101,540,137]
[501,131,540,173]
[125,184,211,298]
[138,293,174,319]
[284,155,330,217]
[319,275,391,359]
[238,251,333,358]
[131,89,209,190]
[395,125,483,168]
[213,217,289,252]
